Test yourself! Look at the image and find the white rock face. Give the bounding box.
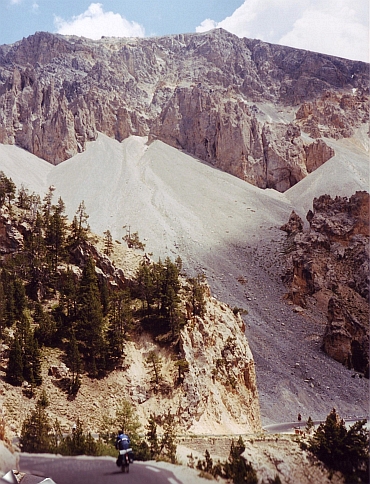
[180,294,260,434]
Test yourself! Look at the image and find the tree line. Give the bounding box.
[0,176,206,395]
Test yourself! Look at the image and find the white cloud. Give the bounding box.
[10,0,22,4]
[196,0,369,62]
[54,3,145,39]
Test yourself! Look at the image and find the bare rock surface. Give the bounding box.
[0,30,368,190]
[281,192,369,376]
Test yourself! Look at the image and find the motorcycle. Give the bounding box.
[117,448,132,473]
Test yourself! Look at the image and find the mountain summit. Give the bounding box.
[0,29,368,191]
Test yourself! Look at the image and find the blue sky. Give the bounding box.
[1,0,368,62]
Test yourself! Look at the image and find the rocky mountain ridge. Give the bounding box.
[0,29,368,191]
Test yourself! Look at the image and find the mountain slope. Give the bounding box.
[0,30,368,191]
[0,133,368,425]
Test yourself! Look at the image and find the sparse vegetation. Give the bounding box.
[196,436,258,483]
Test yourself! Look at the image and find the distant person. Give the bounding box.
[298,413,302,422]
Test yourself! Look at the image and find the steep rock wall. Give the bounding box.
[281,192,369,376]
[0,30,368,189]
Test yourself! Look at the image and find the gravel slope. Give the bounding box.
[0,132,368,426]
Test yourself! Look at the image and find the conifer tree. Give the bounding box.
[67,331,82,395]
[146,350,163,385]
[0,172,16,208]
[76,257,106,376]
[115,399,142,449]
[45,197,67,278]
[6,335,23,386]
[223,436,258,484]
[103,229,113,256]
[20,394,52,453]
[308,409,369,482]
[146,414,160,459]
[42,185,56,227]
[107,289,132,363]
[160,411,177,464]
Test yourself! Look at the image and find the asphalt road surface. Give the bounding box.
[19,455,184,484]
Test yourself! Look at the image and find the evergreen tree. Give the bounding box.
[69,201,90,248]
[23,329,43,389]
[42,185,56,227]
[6,335,23,386]
[66,331,82,395]
[146,350,163,385]
[103,230,113,256]
[34,303,57,347]
[76,258,106,376]
[223,437,258,484]
[146,414,160,459]
[114,399,142,450]
[308,409,369,482]
[107,289,132,363]
[45,197,67,278]
[174,359,189,383]
[187,273,206,317]
[20,395,52,453]
[160,411,177,464]
[17,184,31,209]
[24,212,47,300]
[0,172,16,208]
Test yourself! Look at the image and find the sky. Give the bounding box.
[1,0,368,62]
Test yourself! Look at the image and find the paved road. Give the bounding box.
[19,455,184,484]
[264,417,369,434]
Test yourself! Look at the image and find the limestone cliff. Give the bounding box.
[281,192,369,376]
[0,29,368,190]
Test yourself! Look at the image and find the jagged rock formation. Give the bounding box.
[0,29,368,190]
[281,191,369,376]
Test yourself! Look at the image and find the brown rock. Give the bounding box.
[282,192,369,375]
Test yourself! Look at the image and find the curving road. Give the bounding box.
[19,454,187,484]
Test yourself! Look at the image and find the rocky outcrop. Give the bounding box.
[179,294,260,433]
[296,91,369,139]
[0,30,368,189]
[281,191,369,376]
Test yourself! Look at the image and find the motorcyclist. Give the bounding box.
[115,431,133,466]
[115,431,130,450]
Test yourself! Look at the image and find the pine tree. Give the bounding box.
[146,350,163,385]
[114,399,142,449]
[6,335,23,386]
[67,331,82,395]
[76,257,106,376]
[107,289,132,363]
[0,172,16,208]
[42,185,56,227]
[223,437,258,484]
[308,409,369,482]
[45,197,67,279]
[146,414,160,459]
[187,273,206,317]
[20,395,52,453]
[160,411,177,464]
[103,230,113,256]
